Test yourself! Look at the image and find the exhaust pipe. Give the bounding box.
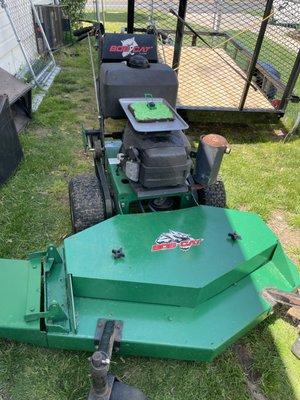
[194,134,230,186]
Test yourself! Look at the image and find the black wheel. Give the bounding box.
[198,177,226,208]
[69,173,106,233]
[110,381,148,400]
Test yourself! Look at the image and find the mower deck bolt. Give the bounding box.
[112,248,125,259]
[228,231,242,241]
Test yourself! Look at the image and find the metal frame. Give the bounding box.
[127,0,135,34]
[280,49,300,111]
[238,0,274,111]
[172,0,187,72]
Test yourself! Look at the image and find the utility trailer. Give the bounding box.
[124,0,300,122]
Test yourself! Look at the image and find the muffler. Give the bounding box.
[194,134,230,186]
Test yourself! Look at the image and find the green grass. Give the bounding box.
[0,14,300,400]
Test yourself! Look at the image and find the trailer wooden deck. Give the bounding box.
[158,46,275,111]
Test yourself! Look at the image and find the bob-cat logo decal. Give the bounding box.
[152,230,203,252]
[109,37,153,58]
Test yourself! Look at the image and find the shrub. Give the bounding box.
[61,0,86,24]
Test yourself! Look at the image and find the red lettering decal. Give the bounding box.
[110,45,153,54]
[179,239,201,249]
[152,242,177,252]
[179,240,191,248]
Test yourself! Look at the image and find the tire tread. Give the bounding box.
[198,177,226,208]
[69,173,106,232]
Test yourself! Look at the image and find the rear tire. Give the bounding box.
[69,173,106,233]
[198,177,226,208]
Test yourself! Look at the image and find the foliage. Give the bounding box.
[60,0,86,24]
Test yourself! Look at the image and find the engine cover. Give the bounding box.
[99,62,178,118]
[121,123,192,189]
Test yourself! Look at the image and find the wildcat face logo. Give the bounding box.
[109,37,153,58]
[120,37,138,57]
[152,230,203,252]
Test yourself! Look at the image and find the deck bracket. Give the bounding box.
[44,245,63,272]
[25,300,68,323]
[94,319,123,353]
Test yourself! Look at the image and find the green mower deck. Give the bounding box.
[0,206,299,361]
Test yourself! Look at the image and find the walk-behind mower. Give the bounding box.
[0,31,299,400]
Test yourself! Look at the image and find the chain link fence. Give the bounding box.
[1,0,56,83]
[92,0,299,115]
[6,0,38,64]
[134,0,299,113]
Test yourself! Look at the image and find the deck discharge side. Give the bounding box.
[0,206,299,361]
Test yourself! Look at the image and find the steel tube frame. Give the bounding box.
[279,49,300,112]
[101,0,106,27]
[172,0,188,72]
[239,0,274,111]
[95,0,101,23]
[127,0,135,33]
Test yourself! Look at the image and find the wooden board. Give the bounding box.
[158,46,274,111]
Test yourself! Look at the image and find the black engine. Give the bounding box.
[120,124,192,188]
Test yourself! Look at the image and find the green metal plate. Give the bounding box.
[47,248,299,361]
[64,206,278,307]
[0,211,298,362]
[0,257,46,346]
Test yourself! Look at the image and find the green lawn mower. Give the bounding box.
[0,32,299,400]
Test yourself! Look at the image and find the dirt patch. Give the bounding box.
[267,211,300,249]
[238,204,250,212]
[73,148,93,166]
[0,389,11,400]
[56,192,70,206]
[233,343,269,400]
[35,127,52,138]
